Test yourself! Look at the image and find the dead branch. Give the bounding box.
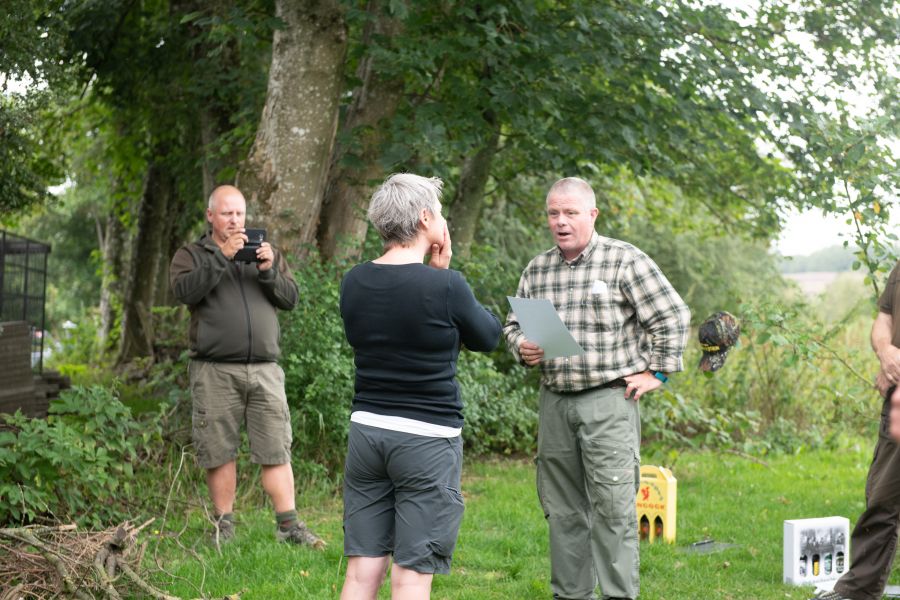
[93,544,123,600]
[117,559,182,600]
[0,521,233,600]
[0,585,24,600]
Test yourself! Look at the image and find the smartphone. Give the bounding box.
[233,228,267,262]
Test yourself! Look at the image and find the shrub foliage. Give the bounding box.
[17,253,883,527]
[0,385,164,526]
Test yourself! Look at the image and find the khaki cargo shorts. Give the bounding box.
[189,360,292,469]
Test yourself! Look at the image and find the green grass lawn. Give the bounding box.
[144,442,892,599]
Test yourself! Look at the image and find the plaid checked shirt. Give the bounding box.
[504,232,690,393]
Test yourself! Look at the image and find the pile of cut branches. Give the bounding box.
[0,521,236,600]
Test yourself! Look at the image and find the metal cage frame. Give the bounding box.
[0,230,51,373]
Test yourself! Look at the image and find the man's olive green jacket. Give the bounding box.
[169,232,298,363]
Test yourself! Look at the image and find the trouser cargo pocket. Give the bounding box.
[587,442,636,520]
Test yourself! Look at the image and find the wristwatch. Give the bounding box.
[652,370,668,383]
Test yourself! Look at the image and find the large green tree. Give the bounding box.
[3,0,897,362]
[316,0,406,260]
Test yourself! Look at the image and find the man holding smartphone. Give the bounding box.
[169,184,323,548]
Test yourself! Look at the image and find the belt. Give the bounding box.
[599,378,627,389]
[560,379,627,395]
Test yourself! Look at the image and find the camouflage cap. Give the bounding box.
[698,311,740,372]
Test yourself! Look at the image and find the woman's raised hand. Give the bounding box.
[429,223,453,269]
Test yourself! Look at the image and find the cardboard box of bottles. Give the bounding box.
[637,465,676,543]
[783,516,849,585]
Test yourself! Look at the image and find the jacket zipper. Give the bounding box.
[235,263,253,362]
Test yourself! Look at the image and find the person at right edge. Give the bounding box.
[811,263,900,600]
[504,176,690,600]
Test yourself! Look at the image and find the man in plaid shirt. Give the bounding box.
[504,177,690,600]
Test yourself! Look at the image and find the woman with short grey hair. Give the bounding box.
[367,173,443,248]
[339,173,501,600]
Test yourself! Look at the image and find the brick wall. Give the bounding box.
[0,321,38,416]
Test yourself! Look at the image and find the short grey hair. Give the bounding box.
[546,177,596,208]
[368,173,443,247]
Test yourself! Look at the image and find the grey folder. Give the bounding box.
[506,296,585,360]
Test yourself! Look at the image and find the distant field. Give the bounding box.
[783,271,864,296]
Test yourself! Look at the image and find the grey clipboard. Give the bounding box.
[507,296,585,360]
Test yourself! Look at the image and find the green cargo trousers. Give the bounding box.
[536,385,641,600]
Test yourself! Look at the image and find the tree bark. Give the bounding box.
[154,190,191,308]
[237,0,348,258]
[98,210,126,353]
[166,0,246,199]
[447,115,500,258]
[117,162,174,364]
[193,6,242,199]
[199,109,220,200]
[317,1,404,261]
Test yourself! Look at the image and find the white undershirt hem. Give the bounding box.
[351,411,462,438]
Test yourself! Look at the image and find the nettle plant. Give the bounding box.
[0,384,164,526]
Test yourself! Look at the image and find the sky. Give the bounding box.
[776,203,900,257]
[774,209,858,257]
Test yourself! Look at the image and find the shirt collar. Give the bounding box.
[199,230,221,252]
[555,231,600,266]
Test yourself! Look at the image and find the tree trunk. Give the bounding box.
[194,15,242,198]
[98,211,126,353]
[154,191,189,308]
[199,109,219,200]
[166,0,245,200]
[317,1,404,261]
[448,116,500,258]
[117,162,174,364]
[237,0,348,258]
